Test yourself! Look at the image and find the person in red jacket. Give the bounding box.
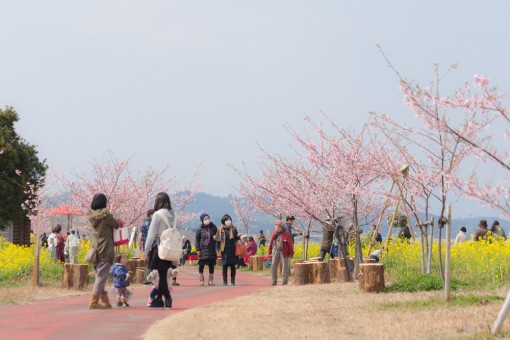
[268,220,294,286]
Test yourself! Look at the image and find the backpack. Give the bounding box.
[157,211,182,263]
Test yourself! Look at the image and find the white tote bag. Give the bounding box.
[157,211,182,262]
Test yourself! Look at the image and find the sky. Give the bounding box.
[1,1,508,218]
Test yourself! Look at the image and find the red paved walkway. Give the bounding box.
[0,268,271,340]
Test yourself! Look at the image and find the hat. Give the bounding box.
[479,219,488,228]
[182,235,187,240]
[200,213,210,223]
[286,215,295,221]
[492,220,500,227]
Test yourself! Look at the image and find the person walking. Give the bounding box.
[47,229,57,259]
[65,230,81,264]
[54,225,65,263]
[258,230,266,247]
[195,213,218,286]
[215,214,239,286]
[87,193,118,309]
[454,227,469,244]
[140,209,154,256]
[144,192,180,309]
[109,253,131,308]
[268,220,294,286]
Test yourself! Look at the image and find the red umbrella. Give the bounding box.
[47,205,84,231]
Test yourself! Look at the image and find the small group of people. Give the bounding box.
[455,219,507,244]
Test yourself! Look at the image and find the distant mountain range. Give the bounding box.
[184,192,510,240]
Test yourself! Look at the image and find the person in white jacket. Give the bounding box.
[144,192,180,309]
[454,227,469,244]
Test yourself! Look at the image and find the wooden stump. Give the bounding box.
[126,259,137,275]
[359,263,385,293]
[136,259,147,269]
[249,256,264,271]
[135,268,146,284]
[294,263,312,285]
[305,261,330,284]
[309,257,322,262]
[363,257,377,264]
[62,263,88,289]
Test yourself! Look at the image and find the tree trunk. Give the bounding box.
[135,267,145,284]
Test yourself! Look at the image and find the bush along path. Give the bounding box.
[0,268,272,340]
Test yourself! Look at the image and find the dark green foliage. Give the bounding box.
[0,107,47,228]
[385,274,466,292]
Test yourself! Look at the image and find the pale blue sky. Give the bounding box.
[1,1,508,217]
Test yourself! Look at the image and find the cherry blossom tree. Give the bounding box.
[230,195,256,234]
[235,117,397,277]
[64,152,202,228]
[375,47,485,278]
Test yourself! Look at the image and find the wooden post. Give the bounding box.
[445,204,451,302]
[32,204,41,289]
[492,289,510,335]
[359,263,385,292]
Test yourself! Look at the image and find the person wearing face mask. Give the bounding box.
[215,214,240,286]
[195,213,218,286]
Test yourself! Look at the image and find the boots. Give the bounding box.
[99,293,112,309]
[231,278,236,286]
[199,273,205,286]
[89,294,106,309]
[164,297,172,309]
[208,274,215,286]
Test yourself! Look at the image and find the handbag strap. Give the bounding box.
[157,210,177,230]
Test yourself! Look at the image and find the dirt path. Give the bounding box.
[0,268,272,340]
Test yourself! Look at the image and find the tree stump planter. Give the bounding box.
[305,261,330,284]
[359,263,385,293]
[136,259,147,269]
[62,263,88,289]
[135,267,146,284]
[126,259,138,275]
[294,263,313,285]
[249,256,264,271]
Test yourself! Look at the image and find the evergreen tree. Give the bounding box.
[0,106,47,228]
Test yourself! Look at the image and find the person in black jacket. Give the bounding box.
[195,213,218,286]
[180,236,192,266]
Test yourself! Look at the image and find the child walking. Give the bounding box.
[109,253,131,307]
[146,268,178,308]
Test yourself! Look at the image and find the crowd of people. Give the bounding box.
[50,194,506,312]
[83,191,300,310]
[455,219,507,244]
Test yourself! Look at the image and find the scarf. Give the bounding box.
[217,225,235,252]
[203,226,211,246]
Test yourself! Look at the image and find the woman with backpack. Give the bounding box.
[144,192,180,309]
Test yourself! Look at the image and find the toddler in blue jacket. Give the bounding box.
[109,253,131,307]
